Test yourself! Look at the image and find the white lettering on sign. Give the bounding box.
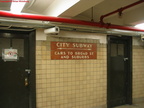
[72,55,89,59]
[73,43,92,48]
[54,51,66,55]
[55,42,92,48]
[51,42,97,60]
[74,52,88,55]
[56,42,70,47]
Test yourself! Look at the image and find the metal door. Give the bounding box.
[107,36,132,108]
[0,31,36,108]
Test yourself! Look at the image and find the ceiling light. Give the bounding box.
[10,1,27,14]
[135,23,144,30]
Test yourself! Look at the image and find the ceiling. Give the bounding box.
[0,0,144,28]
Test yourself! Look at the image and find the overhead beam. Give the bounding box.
[43,0,104,17]
[60,0,104,17]
[43,0,80,17]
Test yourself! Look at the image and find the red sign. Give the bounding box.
[51,42,97,60]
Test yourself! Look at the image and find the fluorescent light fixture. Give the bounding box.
[10,1,27,14]
[135,23,144,30]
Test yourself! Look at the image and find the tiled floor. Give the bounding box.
[114,103,144,108]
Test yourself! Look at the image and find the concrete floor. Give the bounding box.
[114,103,144,108]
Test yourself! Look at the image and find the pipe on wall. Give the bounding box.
[100,0,144,23]
[0,11,144,32]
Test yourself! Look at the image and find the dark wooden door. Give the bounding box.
[107,36,132,108]
[0,31,35,108]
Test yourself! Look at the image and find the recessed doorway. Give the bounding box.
[107,36,132,108]
[0,29,36,108]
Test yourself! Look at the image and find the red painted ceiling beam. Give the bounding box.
[0,11,144,32]
[100,0,144,23]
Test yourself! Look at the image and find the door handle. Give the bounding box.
[24,69,31,87]
[25,69,31,74]
[124,58,128,61]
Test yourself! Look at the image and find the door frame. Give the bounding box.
[107,35,132,108]
[0,29,36,108]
